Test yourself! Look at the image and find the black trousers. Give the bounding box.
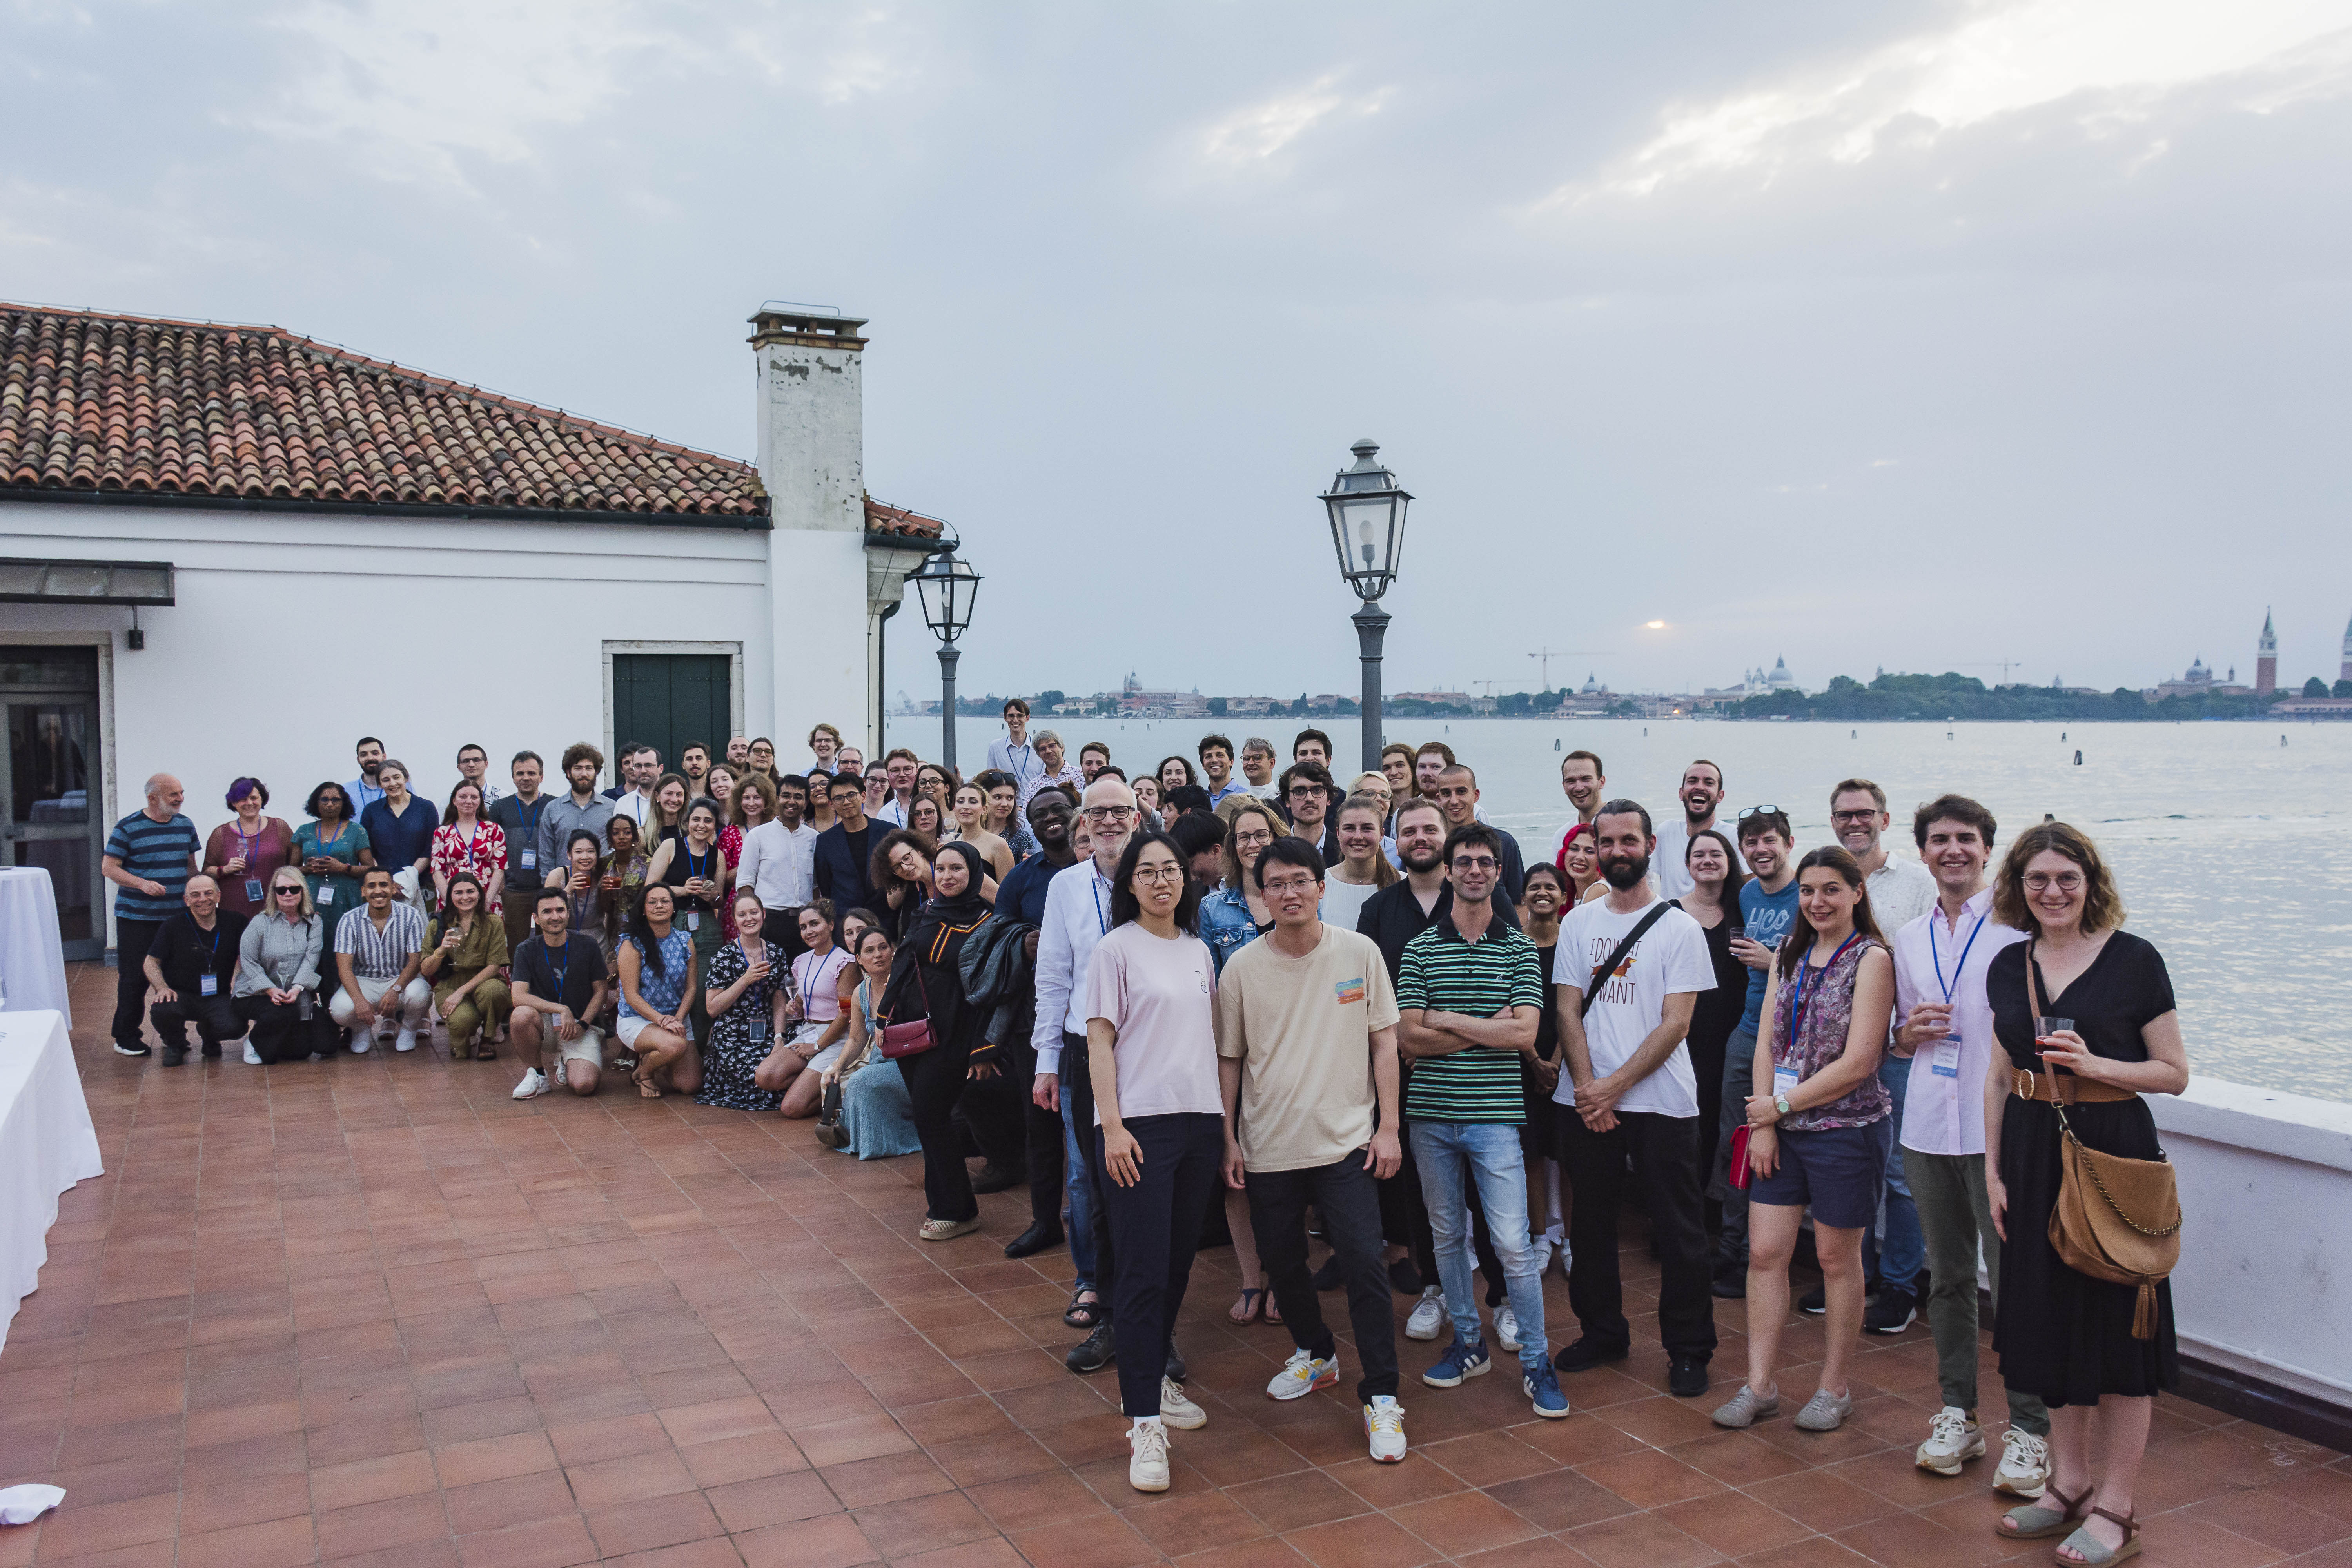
[1249,1154,1400,1402]
[901,1033,979,1223]
[956,1065,1028,1176]
[1011,1034,1065,1231]
[1557,1105,1717,1361]
[111,918,164,1049]
[151,990,243,1052]
[234,993,330,1063]
[1096,1113,1223,1417]
[1062,1030,1118,1312]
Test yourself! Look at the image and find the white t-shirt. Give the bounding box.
[1550,897,1715,1118]
[1085,923,1223,1123]
[1653,818,1746,902]
[1316,875,1382,933]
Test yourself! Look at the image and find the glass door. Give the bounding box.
[5,697,102,960]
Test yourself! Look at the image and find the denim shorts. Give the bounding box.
[1749,1120,1891,1229]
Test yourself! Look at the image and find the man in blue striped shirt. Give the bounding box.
[103,773,202,1057]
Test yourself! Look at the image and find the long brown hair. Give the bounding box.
[1993,821,2125,936]
[1221,801,1286,891]
[1774,845,1885,980]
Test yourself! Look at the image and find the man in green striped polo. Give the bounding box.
[1396,823,1567,1419]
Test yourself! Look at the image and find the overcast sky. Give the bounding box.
[7,0,2349,699]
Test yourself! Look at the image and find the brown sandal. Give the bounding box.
[2057,1507,2139,1565]
[1998,1483,2091,1541]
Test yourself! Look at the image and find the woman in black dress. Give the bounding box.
[1679,829,1749,1222]
[878,840,998,1242]
[1984,823,2188,1566]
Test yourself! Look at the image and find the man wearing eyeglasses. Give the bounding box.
[1655,759,1744,901]
[1827,778,1937,1332]
[1396,823,1564,1419]
[1277,759,1342,865]
[1033,777,1154,1376]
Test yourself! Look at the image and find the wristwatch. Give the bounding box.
[1774,1094,1792,1118]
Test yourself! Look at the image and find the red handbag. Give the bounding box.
[1728,1124,1755,1190]
[877,962,938,1060]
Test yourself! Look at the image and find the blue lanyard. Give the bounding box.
[517,797,547,842]
[546,941,570,1005]
[1789,931,1862,1040]
[1927,909,1987,1005]
[686,845,712,881]
[1090,877,1110,934]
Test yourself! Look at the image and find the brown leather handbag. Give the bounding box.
[2025,946,2182,1338]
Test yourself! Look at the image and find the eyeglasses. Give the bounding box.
[1830,809,1880,824]
[1233,829,1274,847]
[1132,863,1185,884]
[2022,872,2085,893]
[1450,855,1499,872]
[1262,875,1319,896]
[1082,806,1134,823]
[1287,785,1323,799]
[1736,805,1783,819]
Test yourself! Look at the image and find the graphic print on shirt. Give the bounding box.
[1585,936,1642,1004]
[1335,977,1366,1005]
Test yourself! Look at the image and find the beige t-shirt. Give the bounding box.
[1215,924,1401,1173]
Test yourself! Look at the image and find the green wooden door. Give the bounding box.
[612,655,732,779]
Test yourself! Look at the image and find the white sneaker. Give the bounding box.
[1915,1405,1985,1475]
[1128,1419,1171,1492]
[243,1042,263,1066]
[1528,1235,1553,1277]
[394,1029,417,1053]
[350,1033,371,1054]
[1494,1304,1522,1353]
[1995,1426,2052,1498]
[1557,1240,1572,1279]
[1363,1395,1407,1463]
[1405,1286,1446,1341]
[512,1068,550,1101]
[1159,1376,1207,1430]
[1266,1347,1339,1401]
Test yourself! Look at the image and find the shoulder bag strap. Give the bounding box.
[2023,938,2065,1108]
[1579,901,1678,1019]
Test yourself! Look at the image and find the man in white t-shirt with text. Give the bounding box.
[1552,799,1720,1399]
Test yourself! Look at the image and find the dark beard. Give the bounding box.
[1399,845,1444,875]
[1601,853,1650,890]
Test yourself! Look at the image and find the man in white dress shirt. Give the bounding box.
[1888,794,2050,1497]
[986,698,1044,793]
[871,749,920,829]
[737,775,820,957]
[1033,776,1143,1374]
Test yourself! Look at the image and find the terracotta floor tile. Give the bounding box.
[1559,1509,1726,1567]
[1227,1468,1376,1532]
[315,1491,454,1559]
[1280,1510,1442,1568]
[1011,1512,1161,1568]
[174,1512,319,1568]
[732,1511,881,1568]
[1390,1487,1546,1553]
[453,1514,600,1568]
[821,1446,958,1507]
[444,1468,579,1535]
[704,1468,842,1533]
[852,1488,998,1557]
[583,1488,726,1557]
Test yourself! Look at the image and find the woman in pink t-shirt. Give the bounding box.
[1085,829,1223,1490]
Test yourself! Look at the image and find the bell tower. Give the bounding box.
[2256,609,2278,697]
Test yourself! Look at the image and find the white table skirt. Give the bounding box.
[0,1010,103,1355]
[0,867,73,1027]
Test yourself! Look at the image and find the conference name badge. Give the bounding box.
[1335,978,1366,1005]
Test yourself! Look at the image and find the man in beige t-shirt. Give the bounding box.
[1218,836,1408,1462]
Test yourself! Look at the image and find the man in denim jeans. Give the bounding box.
[1396,824,1568,1419]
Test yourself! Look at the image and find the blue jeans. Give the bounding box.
[1863,1054,1924,1292]
[1408,1122,1548,1372]
[1060,1086,1098,1289]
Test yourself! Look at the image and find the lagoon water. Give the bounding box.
[893,714,2352,1102]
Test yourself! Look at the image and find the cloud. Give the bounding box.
[1198,71,1391,169]
[1543,0,2352,204]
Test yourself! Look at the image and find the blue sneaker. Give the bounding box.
[1421,1335,1492,1388]
[1524,1361,1570,1419]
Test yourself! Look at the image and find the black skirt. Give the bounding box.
[1993,1094,2178,1406]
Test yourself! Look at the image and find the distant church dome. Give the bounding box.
[2185,656,2210,684]
[1767,656,1796,691]
[1580,671,1602,696]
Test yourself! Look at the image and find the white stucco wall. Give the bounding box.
[0,498,810,854]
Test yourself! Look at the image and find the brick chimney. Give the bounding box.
[750,306,872,753]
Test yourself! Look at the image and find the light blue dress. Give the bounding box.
[839,979,922,1160]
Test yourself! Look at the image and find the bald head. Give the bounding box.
[144,773,185,818]
[1080,777,1139,873]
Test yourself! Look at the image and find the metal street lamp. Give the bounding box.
[1320,438,1412,774]
[910,549,982,771]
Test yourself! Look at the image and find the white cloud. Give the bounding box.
[1199,71,1390,168]
[1547,0,2352,203]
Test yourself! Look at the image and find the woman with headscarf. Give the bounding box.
[879,839,998,1242]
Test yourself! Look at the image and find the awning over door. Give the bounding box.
[0,558,174,605]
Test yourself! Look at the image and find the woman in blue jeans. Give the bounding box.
[1087,830,1224,1493]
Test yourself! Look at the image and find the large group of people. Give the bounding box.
[103,702,2188,1559]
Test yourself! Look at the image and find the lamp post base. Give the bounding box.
[1353,601,1390,777]
[937,644,961,772]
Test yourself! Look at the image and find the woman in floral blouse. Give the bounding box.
[431,781,507,914]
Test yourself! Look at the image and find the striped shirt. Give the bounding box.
[1397,911,1545,1124]
[334,903,426,979]
[104,810,201,922]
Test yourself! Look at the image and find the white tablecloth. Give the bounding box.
[0,867,73,1027]
[0,1011,102,1356]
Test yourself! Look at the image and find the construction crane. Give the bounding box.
[1958,659,2028,685]
[1529,647,1613,691]
[1471,680,1501,699]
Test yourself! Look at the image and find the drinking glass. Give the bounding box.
[2034,1016,2074,1042]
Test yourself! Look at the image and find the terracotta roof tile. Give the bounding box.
[863,495,947,539]
[0,305,766,517]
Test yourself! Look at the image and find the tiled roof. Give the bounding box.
[0,305,766,517]
[863,495,947,540]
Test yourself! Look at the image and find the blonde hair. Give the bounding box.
[269,869,315,920]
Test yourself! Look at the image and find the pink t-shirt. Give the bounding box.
[1085,923,1222,1123]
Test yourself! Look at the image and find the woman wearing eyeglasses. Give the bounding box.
[233,869,330,1063]
[1084,829,1221,1491]
[1982,825,2185,1566]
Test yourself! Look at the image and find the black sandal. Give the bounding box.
[1063,1288,1102,1329]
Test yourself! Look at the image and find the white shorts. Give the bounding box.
[557,1025,605,1068]
[808,1042,848,1075]
[616,1014,659,1048]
